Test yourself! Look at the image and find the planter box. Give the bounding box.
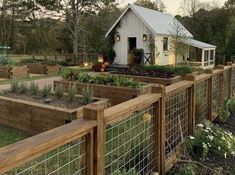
[0,65,29,79]
[110,73,182,86]
[0,95,108,135]
[54,80,152,106]
[28,64,60,74]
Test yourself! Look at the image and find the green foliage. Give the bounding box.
[218,106,231,123]
[82,86,93,105]
[74,72,142,89]
[186,122,235,160]
[112,168,140,175]
[173,163,196,175]
[29,82,39,95]
[41,84,52,98]
[0,57,15,66]
[175,66,193,74]
[60,67,70,79]
[67,83,76,101]
[54,84,63,99]
[18,82,28,94]
[10,79,19,93]
[20,58,38,64]
[226,98,235,116]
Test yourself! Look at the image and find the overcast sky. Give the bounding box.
[118,0,227,15]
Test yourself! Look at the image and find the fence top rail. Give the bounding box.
[165,80,193,95]
[104,93,161,125]
[0,119,96,174]
[195,74,211,83]
[224,65,233,70]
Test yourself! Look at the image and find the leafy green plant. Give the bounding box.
[226,98,235,116]
[217,106,231,123]
[175,66,193,75]
[55,84,63,99]
[10,79,19,93]
[42,84,52,97]
[173,163,196,175]
[112,168,140,175]
[18,82,28,94]
[186,122,235,160]
[0,56,15,66]
[82,86,93,105]
[29,82,39,95]
[67,83,76,101]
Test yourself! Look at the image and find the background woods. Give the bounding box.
[0,0,234,63]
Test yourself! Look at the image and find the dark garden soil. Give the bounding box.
[2,92,94,109]
[168,116,235,175]
[115,69,176,78]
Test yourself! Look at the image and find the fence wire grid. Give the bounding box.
[223,69,231,101]
[105,104,157,175]
[233,68,235,96]
[165,89,189,159]
[195,80,209,124]
[2,137,87,175]
[212,74,222,116]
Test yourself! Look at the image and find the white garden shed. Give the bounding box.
[105,4,216,69]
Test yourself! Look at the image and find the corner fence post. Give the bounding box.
[152,84,166,175]
[217,65,225,102]
[227,62,233,99]
[206,69,213,122]
[83,101,107,175]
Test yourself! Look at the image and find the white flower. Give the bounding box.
[224,152,227,159]
[231,151,235,156]
[197,124,204,128]
[208,135,214,141]
[221,136,226,140]
[203,142,207,149]
[204,129,209,133]
[218,146,221,150]
[207,143,211,148]
[189,135,195,140]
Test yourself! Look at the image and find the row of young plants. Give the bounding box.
[60,68,143,89]
[117,65,193,78]
[9,79,93,105]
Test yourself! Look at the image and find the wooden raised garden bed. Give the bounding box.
[0,65,29,79]
[110,73,182,86]
[0,95,108,135]
[28,64,60,74]
[54,80,152,106]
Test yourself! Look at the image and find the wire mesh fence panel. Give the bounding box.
[233,68,235,96]
[105,104,157,175]
[165,89,189,159]
[212,74,222,116]
[195,80,209,124]
[2,137,87,175]
[223,69,231,101]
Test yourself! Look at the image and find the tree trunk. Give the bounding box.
[73,34,79,65]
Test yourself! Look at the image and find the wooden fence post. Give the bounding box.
[205,69,213,122]
[83,101,107,175]
[218,65,225,102]
[152,84,166,175]
[227,62,233,98]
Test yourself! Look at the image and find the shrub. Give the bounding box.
[175,66,193,74]
[20,58,37,64]
[10,79,19,93]
[18,82,28,94]
[226,98,235,116]
[112,168,140,175]
[29,82,39,95]
[42,84,52,97]
[186,122,235,160]
[68,83,76,101]
[218,106,231,123]
[172,163,196,175]
[0,56,15,66]
[55,84,63,99]
[82,86,93,105]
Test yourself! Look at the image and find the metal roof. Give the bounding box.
[181,39,217,49]
[105,4,193,38]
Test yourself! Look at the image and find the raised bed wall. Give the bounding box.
[110,73,182,86]
[54,80,152,106]
[28,64,60,74]
[0,96,108,135]
[0,65,29,79]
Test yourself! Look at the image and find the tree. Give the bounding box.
[180,0,201,17]
[135,0,165,12]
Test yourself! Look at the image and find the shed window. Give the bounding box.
[163,37,168,51]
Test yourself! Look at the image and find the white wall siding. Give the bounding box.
[113,10,151,65]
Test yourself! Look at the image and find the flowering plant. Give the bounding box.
[186,121,235,159]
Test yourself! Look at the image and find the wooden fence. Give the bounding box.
[0,64,234,175]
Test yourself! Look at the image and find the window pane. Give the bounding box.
[204,50,209,62]
[210,50,214,61]
[163,37,168,51]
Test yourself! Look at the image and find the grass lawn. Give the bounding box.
[0,125,29,148]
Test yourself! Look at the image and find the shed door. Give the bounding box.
[128,37,137,51]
